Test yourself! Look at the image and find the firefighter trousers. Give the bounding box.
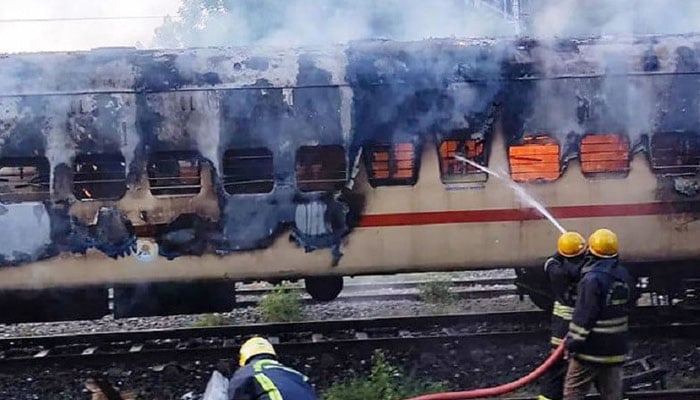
[563,358,623,400]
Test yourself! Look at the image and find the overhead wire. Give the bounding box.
[0,15,171,24]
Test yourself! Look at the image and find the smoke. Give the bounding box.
[155,0,516,48]
[531,0,700,37]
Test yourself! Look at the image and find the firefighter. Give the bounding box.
[538,231,587,400]
[228,337,318,400]
[563,229,637,400]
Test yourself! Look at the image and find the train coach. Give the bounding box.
[1,34,700,322]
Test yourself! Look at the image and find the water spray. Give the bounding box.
[454,154,566,234]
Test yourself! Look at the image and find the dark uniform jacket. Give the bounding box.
[228,356,318,400]
[566,256,636,364]
[544,253,586,347]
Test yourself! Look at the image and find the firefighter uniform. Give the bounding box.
[228,337,318,400]
[563,229,636,400]
[538,232,587,400]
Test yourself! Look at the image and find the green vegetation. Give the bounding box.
[418,280,456,306]
[323,351,448,400]
[193,313,229,327]
[258,285,303,322]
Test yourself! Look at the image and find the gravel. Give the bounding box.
[0,270,529,338]
[1,269,695,399]
[0,338,696,400]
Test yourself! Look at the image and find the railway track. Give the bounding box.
[234,277,517,306]
[0,307,696,367]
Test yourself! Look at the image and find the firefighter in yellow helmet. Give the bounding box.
[538,232,588,400]
[228,337,318,400]
[563,229,637,400]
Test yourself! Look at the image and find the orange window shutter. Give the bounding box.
[580,134,630,175]
[509,136,560,182]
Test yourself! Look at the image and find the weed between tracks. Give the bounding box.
[258,285,303,322]
[193,313,229,327]
[323,351,447,400]
[418,280,456,310]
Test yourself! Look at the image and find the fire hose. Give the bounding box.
[402,341,566,400]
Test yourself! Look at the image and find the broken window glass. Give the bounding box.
[0,157,51,203]
[509,135,561,182]
[147,151,202,196]
[73,153,127,201]
[296,145,347,192]
[367,142,417,186]
[222,148,274,194]
[580,134,630,177]
[438,138,487,183]
[650,133,700,176]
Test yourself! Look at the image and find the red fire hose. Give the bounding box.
[402,341,566,400]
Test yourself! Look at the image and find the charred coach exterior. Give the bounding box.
[0,35,699,321]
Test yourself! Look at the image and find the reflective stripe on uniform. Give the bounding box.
[575,353,626,364]
[568,331,586,341]
[550,336,564,346]
[254,373,283,400]
[537,395,553,400]
[553,301,574,320]
[592,324,628,334]
[596,316,628,326]
[592,316,629,334]
[254,359,310,382]
[569,322,589,336]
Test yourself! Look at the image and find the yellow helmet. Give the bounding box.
[588,228,618,258]
[239,337,276,367]
[557,231,587,257]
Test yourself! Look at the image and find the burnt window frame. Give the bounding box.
[222,147,275,195]
[437,136,489,184]
[0,156,51,203]
[649,132,700,176]
[365,141,419,187]
[295,145,347,192]
[147,151,203,197]
[579,133,631,178]
[72,153,127,201]
[508,135,561,183]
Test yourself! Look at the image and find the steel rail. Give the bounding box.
[0,309,697,367]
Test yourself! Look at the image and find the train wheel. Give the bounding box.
[305,276,344,301]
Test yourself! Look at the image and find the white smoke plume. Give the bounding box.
[155,0,517,48]
[530,0,700,38]
[155,0,700,49]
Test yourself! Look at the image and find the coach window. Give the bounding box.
[438,138,487,183]
[147,151,202,196]
[0,157,51,203]
[508,135,560,182]
[649,132,700,175]
[580,134,630,177]
[296,145,347,192]
[222,148,274,194]
[367,142,417,186]
[73,153,127,201]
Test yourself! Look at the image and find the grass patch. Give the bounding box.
[323,351,448,400]
[258,285,303,322]
[193,313,228,327]
[418,280,456,306]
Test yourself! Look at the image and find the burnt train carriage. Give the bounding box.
[1,35,700,322]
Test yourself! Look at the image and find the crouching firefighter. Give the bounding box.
[228,337,319,400]
[563,229,637,400]
[538,231,587,400]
